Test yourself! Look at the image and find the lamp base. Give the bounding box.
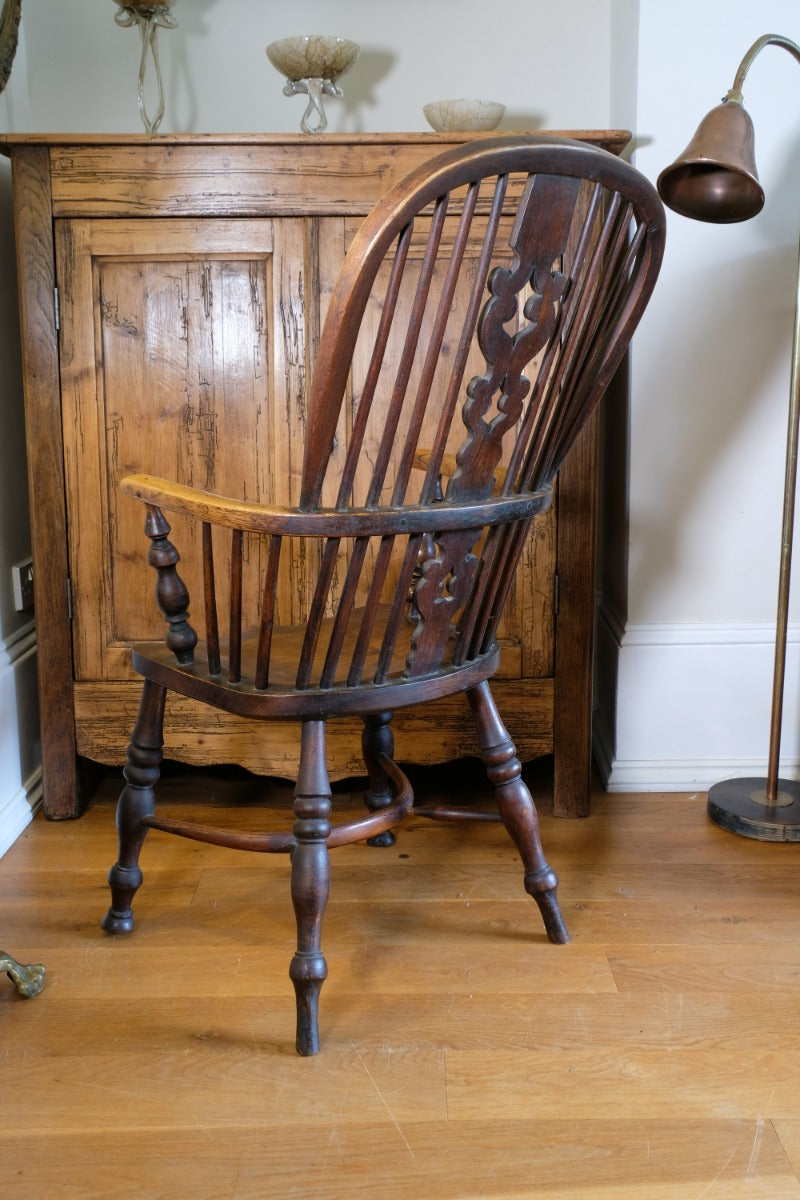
[707,776,800,841]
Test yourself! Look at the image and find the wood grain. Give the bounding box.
[2,1123,796,1200]
[0,133,619,818]
[72,678,555,777]
[2,768,800,1195]
[36,133,633,219]
[56,149,555,762]
[9,147,78,818]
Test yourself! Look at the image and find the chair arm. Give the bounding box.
[121,474,552,537]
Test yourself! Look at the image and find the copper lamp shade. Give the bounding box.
[657,100,764,223]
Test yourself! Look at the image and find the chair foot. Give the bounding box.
[524,868,570,944]
[101,865,143,935]
[290,965,326,1056]
[367,829,396,848]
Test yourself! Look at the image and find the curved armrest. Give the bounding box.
[121,474,553,536]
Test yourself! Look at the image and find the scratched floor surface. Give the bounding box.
[2,759,800,1198]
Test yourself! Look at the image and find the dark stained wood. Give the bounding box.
[100,679,164,936]
[100,137,665,1054]
[553,414,600,817]
[468,680,568,943]
[289,720,332,1056]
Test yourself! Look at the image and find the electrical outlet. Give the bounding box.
[12,558,34,613]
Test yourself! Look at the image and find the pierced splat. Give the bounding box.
[405,530,478,677]
[450,175,580,502]
[405,176,582,677]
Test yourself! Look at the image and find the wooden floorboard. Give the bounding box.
[2,760,800,1198]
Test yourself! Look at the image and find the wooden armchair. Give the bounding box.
[101,135,665,1054]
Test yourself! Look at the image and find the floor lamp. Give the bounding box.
[657,33,800,841]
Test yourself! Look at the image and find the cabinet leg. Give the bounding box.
[468,681,569,944]
[362,711,396,847]
[289,720,332,1056]
[101,680,165,936]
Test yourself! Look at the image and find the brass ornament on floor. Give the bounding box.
[1,951,45,998]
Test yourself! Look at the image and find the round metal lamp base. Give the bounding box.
[707,777,800,841]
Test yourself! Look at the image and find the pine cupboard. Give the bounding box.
[0,132,629,820]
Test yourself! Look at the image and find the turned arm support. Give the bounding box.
[143,505,198,665]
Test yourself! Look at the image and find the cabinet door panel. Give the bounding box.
[56,217,307,680]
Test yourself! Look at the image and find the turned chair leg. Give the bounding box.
[362,710,396,847]
[101,680,166,936]
[468,681,569,945]
[289,720,332,1056]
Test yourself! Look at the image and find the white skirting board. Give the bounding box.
[0,773,42,860]
[594,602,800,793]
[0,625,42,858]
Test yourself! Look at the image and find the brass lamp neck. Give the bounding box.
[726,33,800,104]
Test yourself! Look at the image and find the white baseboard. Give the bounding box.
[594,601,800,793]
[0,770,42,859]
[0,624,41,858]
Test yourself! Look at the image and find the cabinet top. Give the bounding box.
[0,131,632,219]
[0,130,630,152]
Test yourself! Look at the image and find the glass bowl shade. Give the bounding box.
[266,35,359,82]
[423,99,505,132]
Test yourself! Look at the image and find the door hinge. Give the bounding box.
[54,286,61,332]
[554,572,560,617]
[66,577,73,621]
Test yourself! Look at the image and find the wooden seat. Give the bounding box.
[101,135,665,1054]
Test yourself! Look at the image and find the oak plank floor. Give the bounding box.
[2,759,800,1198]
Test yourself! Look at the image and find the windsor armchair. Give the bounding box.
[102,135,665,1054]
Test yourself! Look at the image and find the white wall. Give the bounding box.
[20,0,615,135]
[596,0,800,790]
